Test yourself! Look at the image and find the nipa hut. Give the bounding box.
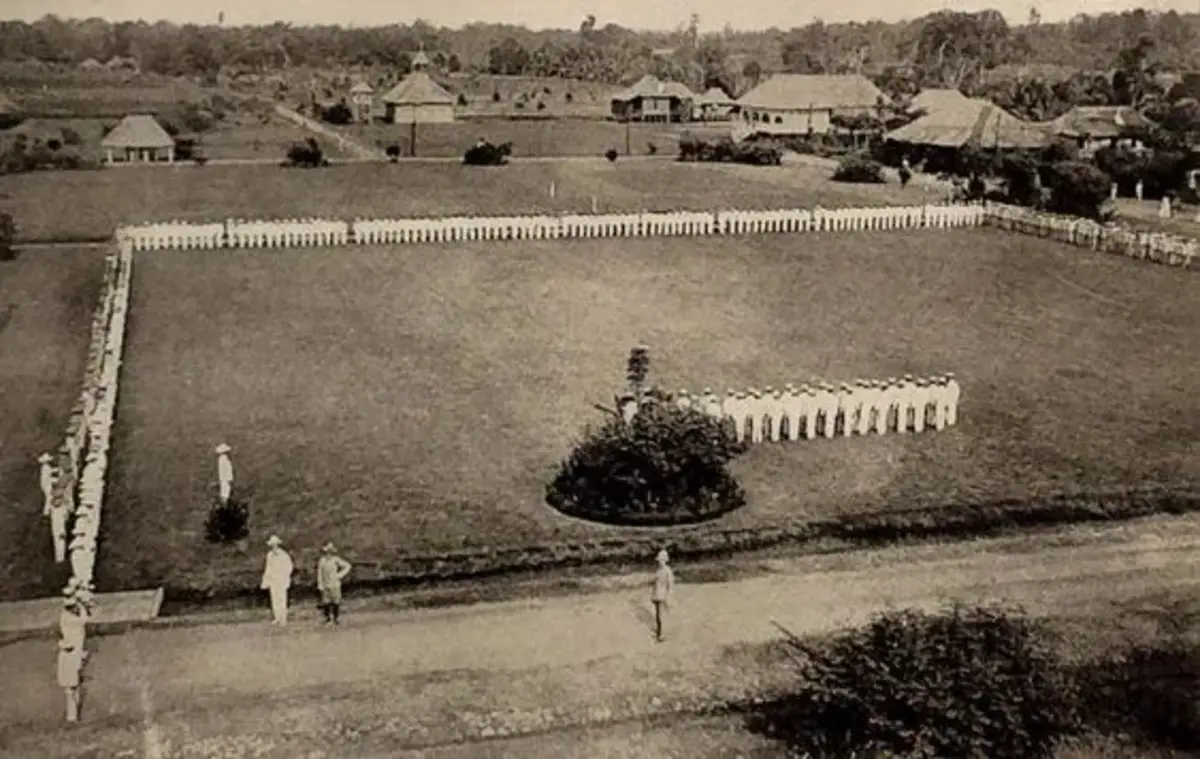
[100,114,176,163]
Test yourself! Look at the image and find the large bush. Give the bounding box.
[204,495,250,544]
[1043,160,1112,220]
[756,604,1081,758]
[546,397,747,525]
[321,101,353,126]
[284,137,326,168]
[831,153,886,183]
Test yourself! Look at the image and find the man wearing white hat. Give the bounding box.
[944,373,961,426]
[650,549,675,643]
[723,389,745,442]
[261,535,295,626]
[618,393,639,425]
[701,388,721,419]
[60,581,92,654]
[801,385,818,440]
[317,543,352,626]
[747,389,765,444]
[782,384,802,441]
[57,637,84,722]
[39,452,56,515]
[41,454,70,563]
[675,389,693,412]
[215,443,234,505]
[931,376,949,430]
[838,383,856,437]
[763,386,784,442]
[820,383,839,439]
[911,378,930,433]
[857,380,879,435]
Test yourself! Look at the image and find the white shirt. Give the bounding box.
[217,454,234,485]
[262,549,294,589]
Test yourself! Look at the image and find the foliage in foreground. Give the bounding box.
[463,141,513,166]
[757,604,1081,759]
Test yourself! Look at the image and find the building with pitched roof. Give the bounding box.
[349,80,375,122]
[1051,106,1152,154]
[734,74,886,136]
[908,88,970,115]
[380,52,455,124]
[695,86,736,121]
[611,75,695,123]
[884,98,1051,150]
[100,114,176,163]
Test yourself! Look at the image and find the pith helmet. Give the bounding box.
[215,443,231,454]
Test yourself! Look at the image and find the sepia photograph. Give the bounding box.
[0,0,1198,755]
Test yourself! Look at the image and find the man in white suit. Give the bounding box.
[701,388,722,418]
[215,443,234,504]
[944,373,961,425]
[261,535,295,626]
[747,389,765,444]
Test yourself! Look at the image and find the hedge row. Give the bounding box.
[165,482,1200,604]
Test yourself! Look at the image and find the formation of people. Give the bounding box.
[658,375,961,443]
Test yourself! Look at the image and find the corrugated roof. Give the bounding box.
[1051,106,1152,138]
[100,114,175,149]
[737,74,886,111]
[699,86,735,105]
[885,98,1051,149]
[909,88,970,113]
[612,75,694,102]
[380,70,454,105]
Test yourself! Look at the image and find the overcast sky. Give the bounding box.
[3,0,1190,31]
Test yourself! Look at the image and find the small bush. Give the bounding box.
[646,142,657,155]
[464,140,512,166]
[536,100,546,111]
[204,496,250,544]
[605,148,618,162]
[456,93,468,106]
[321,101,353,125]
[46,138,62,151]
[677,136,781,165]
[194,156,208,166]
[385,144,401,162]
[285,137,325,168]
[831,153,886,183]
[756,604,1081,758]
[514,100,525,110]
[492,91,501,102]
[564,92,574,103]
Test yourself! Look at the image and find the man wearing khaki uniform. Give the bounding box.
[651,549,675,643]
[317,543,352,626]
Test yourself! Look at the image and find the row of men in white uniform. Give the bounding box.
[664,374,961,442]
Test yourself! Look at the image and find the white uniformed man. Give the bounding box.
[782,384,801,441]
[881,378,899,433]
[931,376,948,430]
[215,443,234,504]
[675,389,692,412]
[856,380,876,435]
[944,373,961,425]
[761,386,781,442]
[747,389,764,444]
[835,383,852,437]
[821,383,840,439]
[810,384,827,437]
[39,452,55,515]
[800,385,817,440]
[898,375,916,433]
[912,378,930,433]
[724,389,745,442]
[619,394,639,424]
[261,534,295,626]
[701,388,721,418]
[58,638,84,722]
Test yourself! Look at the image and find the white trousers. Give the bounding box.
[269,585,289,625]
[50,511,67,563]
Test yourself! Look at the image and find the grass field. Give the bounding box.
[0,248,106,601]
[96,227,1200,596]
[0,160,929,243]
[341,119,729,159]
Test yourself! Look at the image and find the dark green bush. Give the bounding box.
[463,141,512,166]
[204,496,250,544]
[831,153,886,183]
[605,148,618,162]
[754,604,1081,758]
[546,396,748,526]
[284,137,326,168]
[0,212,15,260]
[677,135,781,165]
[385,144,401,161]
[320,101,353,125]
[1043,160,1112,220]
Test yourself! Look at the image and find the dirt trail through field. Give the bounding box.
[1,515,1197,732]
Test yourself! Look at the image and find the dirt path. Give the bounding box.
[2,513,1197,739]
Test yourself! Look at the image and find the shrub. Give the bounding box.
[536,100,546,111]
[546,345,747,526]
[492,91,501,102]
[59,127,82,146]
[646,142,657,155]
[456,93,468,106]
[321,101,353,125]
[677,136,781,165]
[564,92,574,103]
[385,144,401,162]
[605,148,618,162]
[514,100,525,110]
[0,212,15,260]
[284,137,325,168]
[463,140,512,166]
[831,153,886,183]
[756,604,1081,758]
[173,137,199,161]
[46,138,62,151]
[1043,160,1112,220]
[205,496,250,544]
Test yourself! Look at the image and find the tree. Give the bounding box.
[487,37,530,75]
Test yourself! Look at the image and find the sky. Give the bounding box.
[2,0,1192,32]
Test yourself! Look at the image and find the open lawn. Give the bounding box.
[342,119,729,159]
[97,227,1200,597]
[0,160,929,243]
[0,248,106,601]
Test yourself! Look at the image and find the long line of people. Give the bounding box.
[667,375,961,443]
[983,203,1198,270]
[114,203,987,251]
[39,240,134,722]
